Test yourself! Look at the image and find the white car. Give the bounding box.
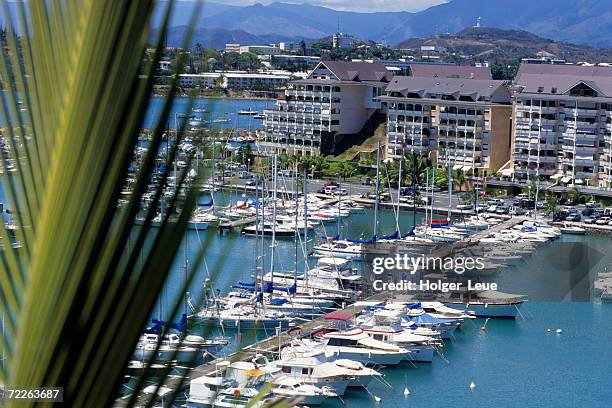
[595,217,611,225]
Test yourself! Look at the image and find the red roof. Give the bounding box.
[324,312,353,321]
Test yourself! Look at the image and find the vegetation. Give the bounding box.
[0,2,241,407]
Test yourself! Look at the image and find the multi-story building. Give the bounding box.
[178,72,290,90]
[258,61,391,156]
[224,43,241,54]
[382,76,512,177]
[510,64,612,188]
[408,63,492,80]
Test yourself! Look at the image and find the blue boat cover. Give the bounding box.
[412,313,456,324]
[347,235,377,244]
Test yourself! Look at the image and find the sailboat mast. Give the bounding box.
[447,155,452,222]
[303,168,309,289]
[270,154,278,274]
[373,141,380,238]
[396,157,402,234]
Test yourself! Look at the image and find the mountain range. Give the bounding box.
[4,1,612,49]
[149,0,612,48]
[398,27,612,65]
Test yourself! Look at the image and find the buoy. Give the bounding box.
[469,381,476,391]
[404,387,410,396]
[547,328,552,333]
[374,396,381,403]
[556,328,563,334]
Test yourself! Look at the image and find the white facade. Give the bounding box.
[258,61,390,156]
[510,64,612,189]
[178,72,290,90]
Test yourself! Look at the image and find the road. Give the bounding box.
[218,175,464,210]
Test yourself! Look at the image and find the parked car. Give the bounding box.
[586,201,600,208]
[245,180,256,186]
[486,205,498,213]
[565,213,581,222]
[456,203,474,211]
[323,182,339,188]
[595,217,611,225]
[489,198,505,205]
[509,207,525,216]
[583,217,595,224]
[400,186,419,195]
[495,206,509,215]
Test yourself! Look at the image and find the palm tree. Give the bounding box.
[0,3,251,408]
[452,169,466,192]
[544,191,559,218]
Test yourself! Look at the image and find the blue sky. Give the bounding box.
[211,0,448,13]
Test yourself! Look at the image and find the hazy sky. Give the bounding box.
[211,0,449,13]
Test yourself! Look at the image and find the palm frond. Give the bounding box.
[0,1,228,407]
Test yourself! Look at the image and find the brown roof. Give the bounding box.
[517,63,612,77]
[318,61,391,82]
[515,63,612,96]
[385,76,511,103]
[409,63,492,80]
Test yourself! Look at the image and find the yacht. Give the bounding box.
[318,328,411,365]
[273,341,383,390]
[444,290,527,318]
[360,325,438,362]
[196,305,297,330]
[271,377,337,405]
[187,375,234,407]
[560,224,586,235]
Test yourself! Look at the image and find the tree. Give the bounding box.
[452,169,466,192]
[299,39,307,55]
[0,2,219,407]
[544,191,559,218]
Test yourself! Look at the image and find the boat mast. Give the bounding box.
[412,152,417,234]
[396,156,402,234]
[374,141,380,238]
[270,154,278,275]
[303,168,309,290]
[447,154,452,223]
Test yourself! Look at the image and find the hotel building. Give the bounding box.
[258,61,392,156]
[509,64,612,188]
[382,76,512,177]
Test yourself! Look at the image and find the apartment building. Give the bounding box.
[510,64,612,189]
[408,63,492,80]
[258,61,391,156]
[382,76,512,177]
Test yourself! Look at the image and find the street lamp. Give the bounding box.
[247,158,251,173]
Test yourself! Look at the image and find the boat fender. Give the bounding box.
[233,389,241,397]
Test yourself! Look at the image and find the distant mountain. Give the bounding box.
[4,0,612,49]
[156,26,305,50]
[154,0,612,48]
[387,0,612,48]
[396,27,612,64]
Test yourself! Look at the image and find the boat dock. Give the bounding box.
[217,216,257,232]
[123,216,528,406]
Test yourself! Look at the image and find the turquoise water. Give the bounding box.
[155,192,612,407]
[339,301,612,408]
[143,97,271,131]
